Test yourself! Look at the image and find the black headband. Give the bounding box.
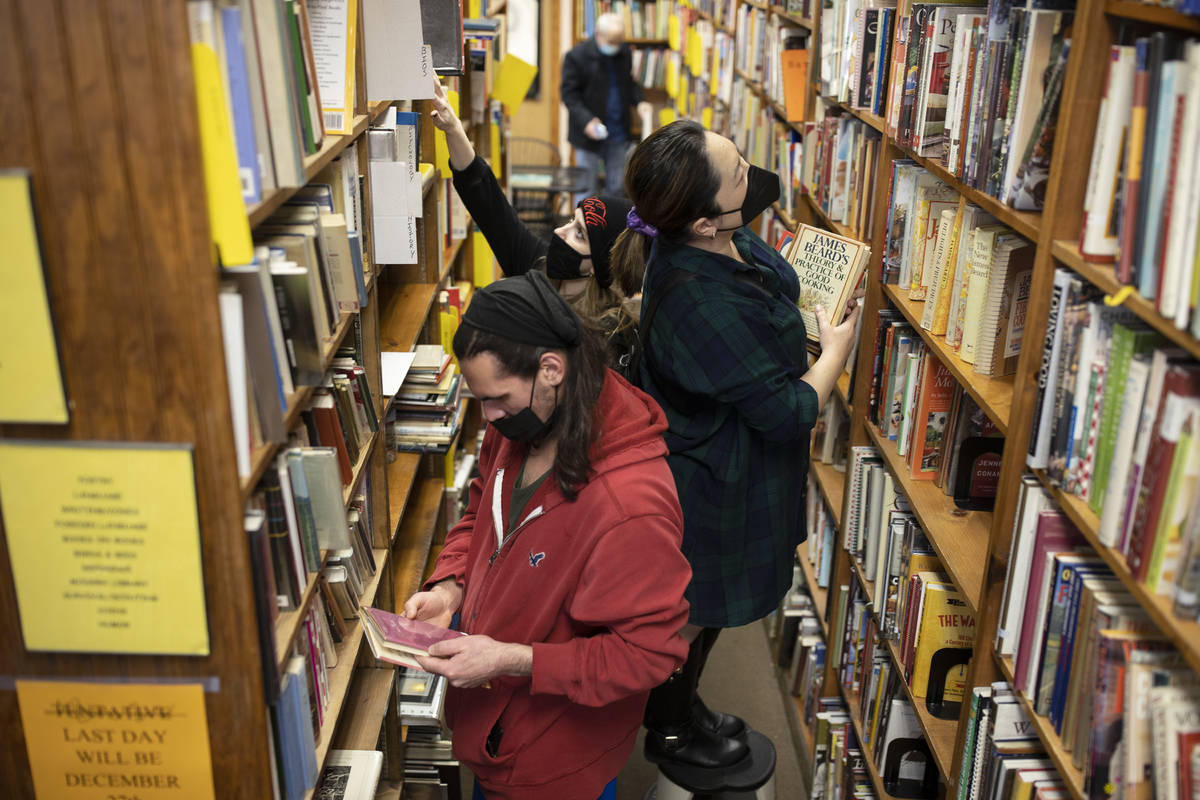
[463,271,583,348]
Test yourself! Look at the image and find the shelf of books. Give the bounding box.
[863,422,986,617]
[739,0,1200,793]
[880,285,1013,436]
[991,655,1087,800]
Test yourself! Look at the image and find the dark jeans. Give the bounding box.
[574,136,631,204]
[643,627,723,732]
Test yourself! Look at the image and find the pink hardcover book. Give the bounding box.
[362,606,466,657]
[1012,511,1085,691]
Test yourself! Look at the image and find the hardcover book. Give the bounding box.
[360,606,467,669]
[785,223,872,343]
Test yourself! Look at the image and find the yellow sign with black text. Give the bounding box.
[0,441,209,655]
[16,680,216,800]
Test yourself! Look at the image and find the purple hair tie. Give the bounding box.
[626,207,659,238]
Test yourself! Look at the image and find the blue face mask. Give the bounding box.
[597,42,620,57]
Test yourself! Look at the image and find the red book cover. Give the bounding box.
[910,356,956,480]
[311,392,353,483]
[1116,44,1150,284]
[1127,365,1200,581]
[1179,730,1200,800]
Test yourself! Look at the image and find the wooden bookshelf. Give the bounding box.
[343,431,380,505]
[1031,469,1200,676]
[1050,240,1200,362]
[331,667,397,751]
[380,281,441,352]
[811,458,846,531]
[881,284,1014,435]
[993,654,1087,800]
[802,193,857,240]
[883,639,959,782]
[248,101,395,228]
[890,140,1042,243]
[863,422,987,617]
[628,37,670,45]
[840,682,902,800]
[796,540,829,630]
[662,0,1200,795]
[302,549,389,800]
[1105,0,1200,32]
[835,371,852,410]
[391,478,446,609]
[387,452,423,542]
[241,310,359,502]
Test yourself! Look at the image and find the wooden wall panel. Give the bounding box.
[0,1,271,795]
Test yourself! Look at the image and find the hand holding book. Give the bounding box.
[415,635,534,690]
[402,578,463,629]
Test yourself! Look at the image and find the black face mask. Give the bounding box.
[715,165,781,231]
[490,382,557,443]
[545,234,588,280]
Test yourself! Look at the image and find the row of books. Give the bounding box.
[996,479,1200,800]
[267,577,379,800]
[190,0,331,213]
[801,110,882,242]
[957,682,1066,800]
[576,0,677,40]
[1027,267,1200,606]
[812,698,878,800]
[862,317,1005,500]
[761,16,811,122]
[831,583,942,798]
[882,163,1034,378]
[1080,35,1200,336]
[734,3,770,83]
[630,46,671,89]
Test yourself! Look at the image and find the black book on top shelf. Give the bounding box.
[421,0,465,74]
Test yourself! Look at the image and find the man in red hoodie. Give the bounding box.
[403,271,692,800]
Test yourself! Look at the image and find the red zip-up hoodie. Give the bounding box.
[424,370,691,799]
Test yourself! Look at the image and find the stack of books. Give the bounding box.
[386,345,465,454]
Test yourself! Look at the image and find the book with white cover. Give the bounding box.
[314,749,383,800]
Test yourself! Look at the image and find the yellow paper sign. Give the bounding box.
[702,107,713,130]
[668,14,681,51]
[448,88,460,117]
[665,57,679,99]
[687,30,702,77]
[190,26,253,266]
[16,680,216,800]
[0,172,68,424]
[659,107,677,127]
[0,442,209,655]
[492,54,538,116]
[473,230,496,288]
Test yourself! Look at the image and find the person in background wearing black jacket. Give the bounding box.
[561,13,652,203]
[428,79,640,379]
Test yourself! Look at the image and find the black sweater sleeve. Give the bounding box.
[451,155,548,276]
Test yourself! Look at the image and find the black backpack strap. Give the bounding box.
[639,269,711,411]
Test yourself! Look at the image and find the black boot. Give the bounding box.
[644,628,749,769]
[692,695,746,740]
[643,718,750,769]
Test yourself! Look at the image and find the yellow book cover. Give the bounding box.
[910,582,975,702]
[959,226,1003,364]
[784,223,871,344]
[932,202,966,335]
[189,1,254,267]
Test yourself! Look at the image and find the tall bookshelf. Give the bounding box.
[667,0,1200,798]
[0,1,505,797]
